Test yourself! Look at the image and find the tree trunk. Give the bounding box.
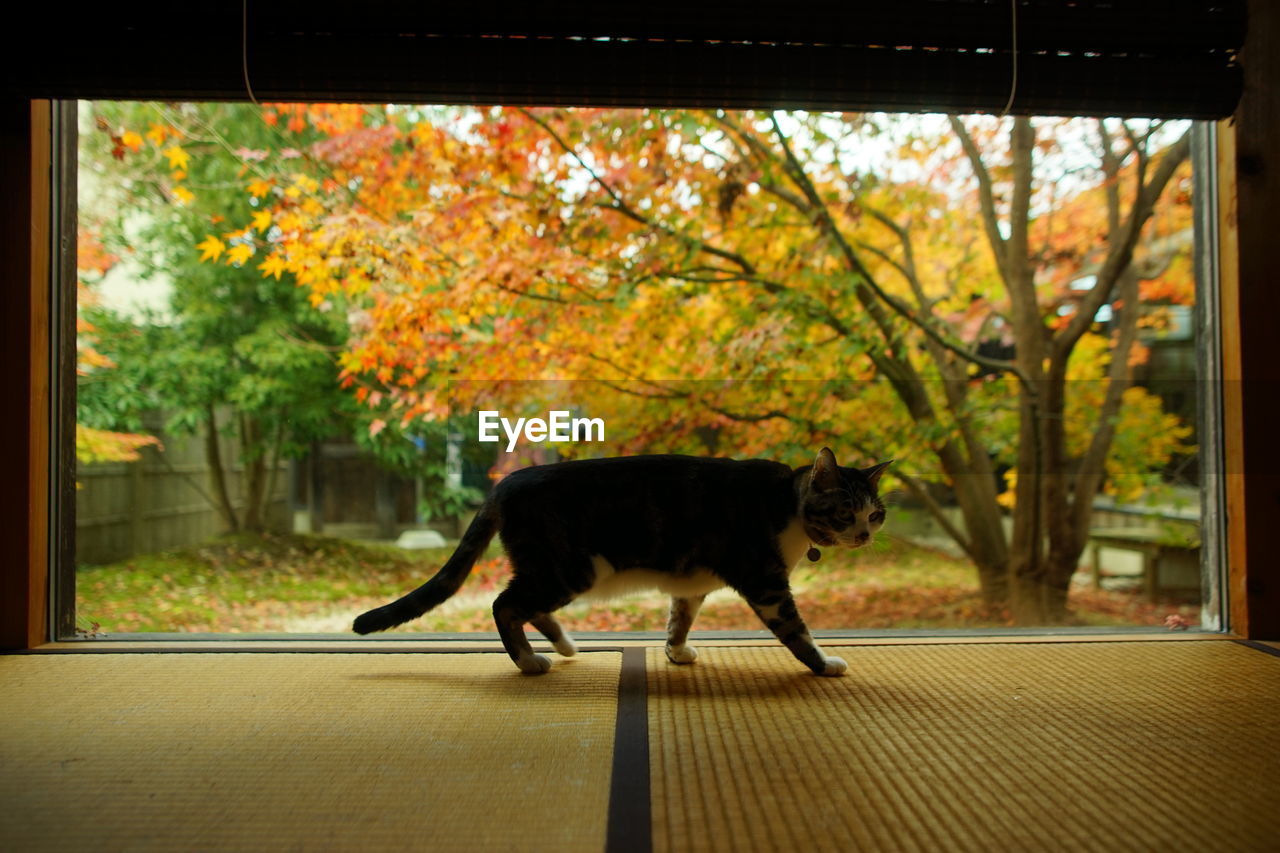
[242,455,267,532]
[240,416,268,533]
[204,405,239,533]
[1008,385,1052,624]
[258,417,286,533]
[950,478,1011,610]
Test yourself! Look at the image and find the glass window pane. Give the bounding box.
[72,103,1214,637]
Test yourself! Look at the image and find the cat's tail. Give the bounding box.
[352,503,500,635]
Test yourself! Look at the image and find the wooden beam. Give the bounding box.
[1221,0,1280,639]
[0,99,51,649]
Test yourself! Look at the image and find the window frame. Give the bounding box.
[45,101,1234,643]
[3,1,1277,648]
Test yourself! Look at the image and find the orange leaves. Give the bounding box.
[75,425,161,465]
[77,228,118,276]
[175,106,1193,498]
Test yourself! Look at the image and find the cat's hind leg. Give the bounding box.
[492,565,582,674]
[530,613,577,657]
[664,594,706,664]
[493,587,553,674]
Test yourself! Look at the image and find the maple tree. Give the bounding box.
[78,102,360,531]
[123,104,1195,624]
[75,227,161,465]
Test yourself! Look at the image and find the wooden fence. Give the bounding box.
[75,427,289,566]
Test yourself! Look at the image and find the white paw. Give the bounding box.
[819,656,848,677]
[517,653,553,674]
[665,643,698,664]
[554,636,577,657]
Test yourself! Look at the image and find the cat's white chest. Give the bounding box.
[777,517,811,573]
[586,556,726,600]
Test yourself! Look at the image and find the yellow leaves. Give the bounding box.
[343,268,371,294]
[196,235,226,262]
[251,210,272,232]
[146,123,169,147]
[120,131,144,152]
[226,243,255,266]
[247,178,273,198]
[276,211,304,232]
[996,470,1017,509]
[258,253,286,280]
[170,186,194,206]
[162,145,190,171]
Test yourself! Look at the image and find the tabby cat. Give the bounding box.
[353,448,890,676]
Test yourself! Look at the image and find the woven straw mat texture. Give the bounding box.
[647,641,1280,853]
[0,652,620,852]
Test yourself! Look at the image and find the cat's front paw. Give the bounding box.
[818,656,848,677]
[665,643,699,665]
[553,636,577,657]
[517,653,553,675]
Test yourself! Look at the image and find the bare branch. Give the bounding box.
[767,113,1027,381]
[521,108,759,276]
[1096,120,1122,238]
[1067,268,1143,545]
[948,116,1008,273]
[1055,129,1191,356]
[863,205,929,309]
[890,470,979,563]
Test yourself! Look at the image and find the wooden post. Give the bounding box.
[1220,0,1280,639]
[0,99,51,649]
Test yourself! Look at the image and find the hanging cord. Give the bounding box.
[997,0,1019,118]
[242,0,260,105]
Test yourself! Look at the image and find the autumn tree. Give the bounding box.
[79,102,356,532]
[75,226,161,465]
[199,106,1193,623]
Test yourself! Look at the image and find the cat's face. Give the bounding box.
[801,449,890,549]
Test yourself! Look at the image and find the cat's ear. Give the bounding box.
[811,447,841,491]
[859,460,893,488]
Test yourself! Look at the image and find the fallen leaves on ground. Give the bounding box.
[76,532,1201,635]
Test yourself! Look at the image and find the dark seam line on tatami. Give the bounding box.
[1232,639,1280,659]
[606,646,652,853]
[1,646,627,656]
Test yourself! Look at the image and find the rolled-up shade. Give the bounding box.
[4,1,1245,118]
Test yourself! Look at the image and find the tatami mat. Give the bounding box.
[647,641,1280,852]
[0,652,621,852]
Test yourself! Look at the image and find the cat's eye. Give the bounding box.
[869,510,885,524]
